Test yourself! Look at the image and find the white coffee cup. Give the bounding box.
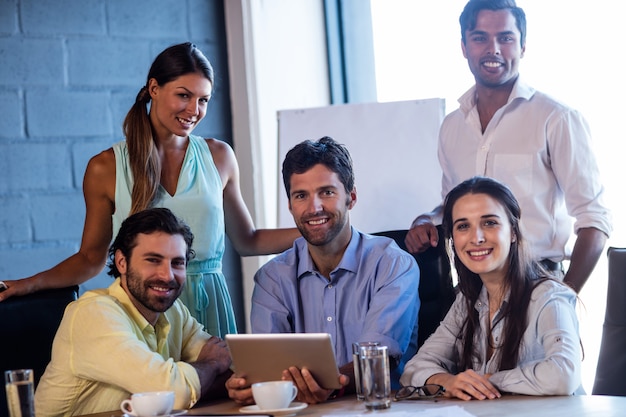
[120,391,175,416]
[251,381,298,410]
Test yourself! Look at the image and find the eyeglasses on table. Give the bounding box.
[394,384,445,401]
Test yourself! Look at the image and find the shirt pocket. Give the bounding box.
[492,154,533,199]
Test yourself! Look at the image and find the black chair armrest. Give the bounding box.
[0,286,78,417]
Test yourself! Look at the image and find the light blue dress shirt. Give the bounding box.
[251,227,420,385]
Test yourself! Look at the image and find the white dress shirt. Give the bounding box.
[438,78,611,261]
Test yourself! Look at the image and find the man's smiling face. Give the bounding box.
[462,9,525,89]
[288,164,356,247]
[116,231,187,324]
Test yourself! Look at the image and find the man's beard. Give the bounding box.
[297,209,348,247]
[125,266,183,313]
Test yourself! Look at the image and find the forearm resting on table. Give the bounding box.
[193,362,232,400]
[426,373,452,387]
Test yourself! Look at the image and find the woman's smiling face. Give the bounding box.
[451,192,514,283]
[148,72,212,139]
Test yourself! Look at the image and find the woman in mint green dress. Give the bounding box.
[5,43,299,337]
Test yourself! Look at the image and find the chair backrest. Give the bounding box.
[372,227,456,349]
[0,286,78,417]
[592,247,626,396]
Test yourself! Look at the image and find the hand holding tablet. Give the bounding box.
[225,333,343,390]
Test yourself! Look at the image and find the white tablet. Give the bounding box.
[225,333,342,390]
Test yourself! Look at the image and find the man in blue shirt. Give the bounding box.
[227,136,420,404]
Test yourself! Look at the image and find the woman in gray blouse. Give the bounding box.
[400,176,582,400]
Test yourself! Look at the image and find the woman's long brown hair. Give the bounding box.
[442,176,553,371]
[122,42,214,215]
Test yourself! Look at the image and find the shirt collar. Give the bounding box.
[474,283,511,323]
[295,226,361,279]
[458,77,536,116]
[109,277,171,332]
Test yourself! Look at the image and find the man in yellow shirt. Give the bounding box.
[35,208,232,417]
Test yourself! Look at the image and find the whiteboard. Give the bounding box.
[277,98,445,234]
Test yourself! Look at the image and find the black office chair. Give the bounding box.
[592,247,626,396]
[0,286,79,417]
[373,226,456,349]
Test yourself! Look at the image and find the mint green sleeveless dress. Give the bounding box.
[112,135,238,337]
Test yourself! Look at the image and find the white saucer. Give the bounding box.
[123,410,187,417]
[239,402,308,416]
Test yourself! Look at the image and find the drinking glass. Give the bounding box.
[359,345,391,410]
[5,369,35,417]
[352,341,380,400]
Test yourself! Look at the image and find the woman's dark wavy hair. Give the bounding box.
[442,176,550,370]
[107,207,195,278]
[281,136,354,198]
[460,0,527,47]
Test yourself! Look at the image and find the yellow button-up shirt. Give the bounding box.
[35,278,211,417]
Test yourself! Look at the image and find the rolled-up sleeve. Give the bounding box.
[489,284,581,395]
[547,108,612,237]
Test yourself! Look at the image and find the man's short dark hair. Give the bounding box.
[281,136,355,198]
[460,0,526,47]
[107,208,195,278]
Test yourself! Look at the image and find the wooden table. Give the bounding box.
[79,394,626,417]
[180,394,626,417]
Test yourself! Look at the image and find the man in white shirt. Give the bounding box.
[405,0,611,293]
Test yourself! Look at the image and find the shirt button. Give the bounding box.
[327,317,332,322]
[327,284,333,289]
